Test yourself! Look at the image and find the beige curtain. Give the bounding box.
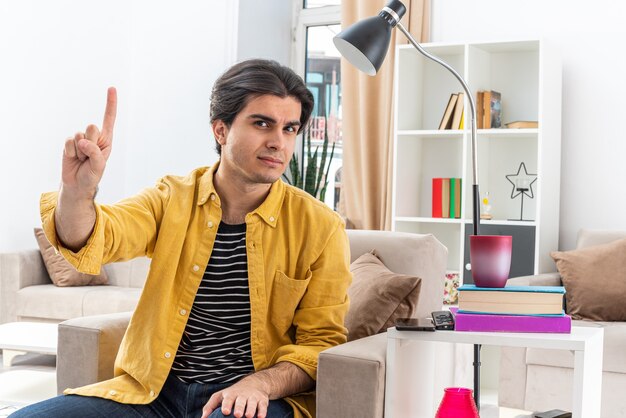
[339,0,430,230]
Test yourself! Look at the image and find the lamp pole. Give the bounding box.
[395,21,482,411]
[334,0,483,410]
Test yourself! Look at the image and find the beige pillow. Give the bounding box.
[551,237,626,321]
[34,228,108,287]
[345,251,422,341]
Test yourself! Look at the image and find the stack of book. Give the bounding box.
[432,178,462,218]
[452,284,571,333]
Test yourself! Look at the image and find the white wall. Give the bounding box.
[237,0,293,65]
[430,0,626,251]
[0,0,237,252]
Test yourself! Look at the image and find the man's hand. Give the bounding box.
[61,87,117,198]
[55,87,117,251]
[200,362,313,418]
[202,375,270,418]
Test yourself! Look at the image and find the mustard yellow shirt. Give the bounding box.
[40,163,352,418]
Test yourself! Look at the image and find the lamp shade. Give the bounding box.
[333,0,407,76]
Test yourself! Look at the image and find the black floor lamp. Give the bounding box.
[333,0,484,409]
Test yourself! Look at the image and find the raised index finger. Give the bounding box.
[101,87,117,139]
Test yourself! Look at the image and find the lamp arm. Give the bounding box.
[396,22,480,235]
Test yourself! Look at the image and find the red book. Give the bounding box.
[432,178,443,217]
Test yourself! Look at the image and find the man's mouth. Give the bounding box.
[259,156,283,166]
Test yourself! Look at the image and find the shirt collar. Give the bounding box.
[197,161,284,228]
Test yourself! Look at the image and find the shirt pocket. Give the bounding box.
[269,269,312,334]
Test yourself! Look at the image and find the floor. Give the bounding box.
[0,352,56,417]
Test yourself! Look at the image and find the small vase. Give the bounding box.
[469,235,512,288]
[435,387,480,418]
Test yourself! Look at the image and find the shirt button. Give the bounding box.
[164,352,171,359]
[179,309,187,316]
[269,216,275,222]
[109,390,117,396]
[207,221,214,228]
[150,390,156,397]
[210,195,216,201]
[193,265,200,272]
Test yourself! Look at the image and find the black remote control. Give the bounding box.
[431,310,455,330]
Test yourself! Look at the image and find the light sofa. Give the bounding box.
[499,229,626,418]
[0,250,150,324]
[54,229,448,417]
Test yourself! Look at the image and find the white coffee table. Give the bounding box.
[384,326,604,418]
[0,322,58,366]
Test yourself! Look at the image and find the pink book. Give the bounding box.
[450,307,571,333]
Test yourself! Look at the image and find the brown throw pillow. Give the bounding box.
[345,251,422,341]
[34,228,108,287]
[551,237,626,321]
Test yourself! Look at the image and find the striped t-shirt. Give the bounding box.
[171,222,254,384]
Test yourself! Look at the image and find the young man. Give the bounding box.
[12,59,351,418]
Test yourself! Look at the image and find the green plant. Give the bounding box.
[282,117,336,201]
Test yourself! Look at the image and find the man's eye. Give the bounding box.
[285,126,297,133]
[255,121,269,128]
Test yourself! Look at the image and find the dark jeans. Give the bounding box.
[9,374,294,418]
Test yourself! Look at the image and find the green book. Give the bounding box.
[449,178,458,218]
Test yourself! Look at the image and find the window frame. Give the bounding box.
[290,3,342,208]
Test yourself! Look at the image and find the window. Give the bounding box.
[292,4,342,211]
[304,0,341,8]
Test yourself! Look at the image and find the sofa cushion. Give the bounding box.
[34,228,108,287]
[551,237,626,321]
[17,285,141,321]
[526,321,626,374]
[344,251,422,341]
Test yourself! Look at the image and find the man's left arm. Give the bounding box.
[201,361,312,418]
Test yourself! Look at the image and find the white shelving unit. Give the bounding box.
[391,40,562,283]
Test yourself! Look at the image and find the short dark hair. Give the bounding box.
[210,59,314,155]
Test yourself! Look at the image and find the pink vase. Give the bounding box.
[435,387,480,418]
[469,235,512,288]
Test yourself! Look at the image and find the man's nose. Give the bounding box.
[266,130,287,150]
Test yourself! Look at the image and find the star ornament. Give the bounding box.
[505,162,537,199]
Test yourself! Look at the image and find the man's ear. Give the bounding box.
[212,120,228,145]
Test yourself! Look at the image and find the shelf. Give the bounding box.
[397,129,538,136]
[392,39,561,285]
[395,217,537,227]
[395,217,464,224]
[479,219,537,227]
[397,130,464,137]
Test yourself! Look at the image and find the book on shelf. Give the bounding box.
[451,92,464,130]
[476,91,484,129]
[478,90,502,129]
[450,307,571,333]
[449,178,461,218]
[441,178,450,218]
[458,285,565,315]
[432,178,443,218]
[438,93,458,130]
[505,120,538,129]
[489,90,502,128]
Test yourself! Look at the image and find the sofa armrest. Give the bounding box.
[317,333,387,418]
[507,272,562,287]
[0,250,51,323]
[57,311,132,395]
